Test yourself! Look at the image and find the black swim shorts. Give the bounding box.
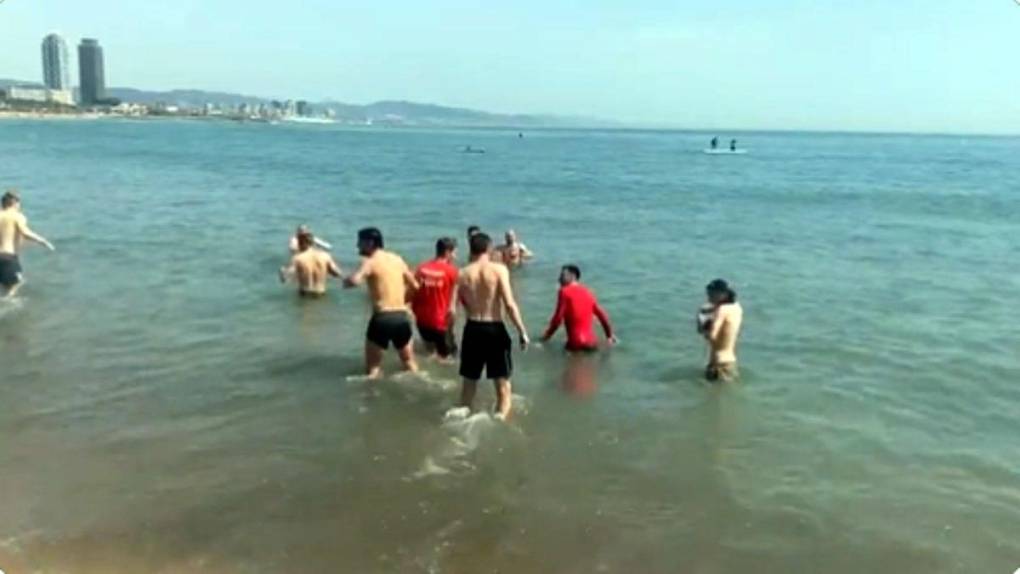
[417,323,458,358]
[0,253,23,289]
[366,311,413,349]
[459,320,513,381]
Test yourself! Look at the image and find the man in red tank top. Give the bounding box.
[412,237,460,359]
[541,264,617,352]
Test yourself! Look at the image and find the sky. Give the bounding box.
[2,0,1019,133]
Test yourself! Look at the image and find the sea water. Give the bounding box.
[0,119,1018,573]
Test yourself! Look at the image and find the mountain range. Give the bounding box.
[0,79,606,127]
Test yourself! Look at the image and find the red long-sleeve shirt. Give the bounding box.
[543,282,614,350]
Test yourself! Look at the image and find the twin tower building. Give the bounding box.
[41,33,106,106]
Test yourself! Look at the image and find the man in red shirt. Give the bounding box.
[541,264,617,352]
[412,237,460,359]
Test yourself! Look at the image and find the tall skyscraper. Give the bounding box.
[41,33,71,90]
[78,38,106,105]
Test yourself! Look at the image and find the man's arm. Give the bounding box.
[497,267,529,346]
[708,305,728,344]
[593,301,616,343]
[343,257,371,288]
[279,257,297,284]
[541,290,566,341]
[17,217,54,251]
[326,255,342,279]
[403,260,420,293]
[447,274,460,323]
[520,243,534,259]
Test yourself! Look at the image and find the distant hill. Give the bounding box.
[0,79,606,127]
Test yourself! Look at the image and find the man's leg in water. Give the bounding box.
[365,340,385,379]
[397,340,419,373]
[2,276,22,299]
[460,379,478,411]
[494,378,512,419]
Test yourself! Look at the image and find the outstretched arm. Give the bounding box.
[17,218,54,251]
[279,257,297,284]
[541,291,566,342]
[403,261,420,293]
[327,256,342,279]
[343,258,371,288]
[498,268,529,346]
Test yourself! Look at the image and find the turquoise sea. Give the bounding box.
[1,119,1018,573]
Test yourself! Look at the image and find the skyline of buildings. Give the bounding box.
[78,38,106,106]
[41,33,71,91]
[5,33,323,119]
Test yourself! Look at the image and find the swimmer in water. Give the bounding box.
[541,264,617,352]
[457,232,529,419]
[0,189,55,298]
[710,136,719,150]
[412,237,460,361]
[701,279,743,382]
[343,227,420,378]
[497,229,533,268]
[279,229,342,297]
[730,139,737,152]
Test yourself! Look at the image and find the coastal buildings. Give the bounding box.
[78,38,106,105]
[41,33,71,91]
[4,86,75,106]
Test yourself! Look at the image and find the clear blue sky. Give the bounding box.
[2,0,1019,133]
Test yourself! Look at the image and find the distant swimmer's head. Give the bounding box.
[559,264,581,286]
[469,232,492,258]
[357,227,384,256]
[467,225,481,238]
[505,229,518,243]
[706,279,737,305]
[1,189,21,209]
[296,230,315,251]
[435,237,458,260]
[295,224,310,235]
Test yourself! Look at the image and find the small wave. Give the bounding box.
[0,296,25,320]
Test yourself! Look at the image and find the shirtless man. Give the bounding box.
[497,229,533,268]
[701,279,744,381]
[457,232,529,419]
[0,190,55,298]
[279,229,342,296]
[343,227,420,378]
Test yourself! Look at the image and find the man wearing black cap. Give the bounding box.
[700,279,743,381]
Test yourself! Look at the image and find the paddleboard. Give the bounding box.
[703,149,747,155]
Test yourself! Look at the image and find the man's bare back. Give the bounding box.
[0,210,31,255]
[284,249,341,295]
[458,259,511,321]
[350,250,416,312]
